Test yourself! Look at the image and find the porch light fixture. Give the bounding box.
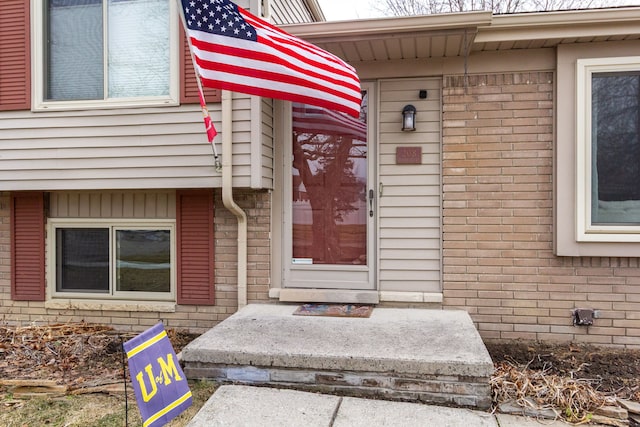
[401,104,416,131]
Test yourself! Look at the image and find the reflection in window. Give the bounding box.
[291,94,368,265]
[116,230,170,292]
[591,72,640,224]
[53,224,173,299]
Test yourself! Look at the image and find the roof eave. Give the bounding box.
[282,10,493,41]
[476,7,640,43]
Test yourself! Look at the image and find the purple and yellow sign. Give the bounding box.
[123,323,192,427]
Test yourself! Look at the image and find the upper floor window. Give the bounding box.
[34,0,178,110]
[576,57,640,241]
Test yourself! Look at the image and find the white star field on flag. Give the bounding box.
[184,0,257,41]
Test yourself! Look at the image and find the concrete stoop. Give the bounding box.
[181,304,494,409]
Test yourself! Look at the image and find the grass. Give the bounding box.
[0,380,218,427]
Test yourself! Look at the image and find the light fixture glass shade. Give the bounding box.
[402,104,416,131]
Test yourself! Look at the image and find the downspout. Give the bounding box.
[221,90,248,309]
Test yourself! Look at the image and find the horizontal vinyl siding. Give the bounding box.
[378,78,442,294]
[0,100,254,190]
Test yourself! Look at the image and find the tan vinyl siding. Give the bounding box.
[49,191,176,219]
[378,78,442,293]
[0,100,256,191]
[260,98,275,189]
[270,0,315,25]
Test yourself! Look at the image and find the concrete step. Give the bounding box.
[181,304,494,409]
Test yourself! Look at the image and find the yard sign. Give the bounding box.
[123,322,192,427]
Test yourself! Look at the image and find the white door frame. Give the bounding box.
[279,82,377,292]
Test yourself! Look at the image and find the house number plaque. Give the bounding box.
[396,146,422,164]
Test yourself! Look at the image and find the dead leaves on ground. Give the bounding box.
[492,360,638,424]
[0,323,129,393]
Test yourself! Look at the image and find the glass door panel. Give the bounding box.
[292,95,368,265]
[285,87,374,290]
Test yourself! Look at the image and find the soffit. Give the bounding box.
[283,7,640,62]
[282,12,492,62]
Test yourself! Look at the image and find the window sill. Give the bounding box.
[32,97,179,113]
[45,299,176,313]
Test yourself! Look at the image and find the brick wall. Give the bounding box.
[0,189,271,334]
[441,72,640,348]
[214,189,272,306]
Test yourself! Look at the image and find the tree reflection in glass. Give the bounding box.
[291,93,368,265]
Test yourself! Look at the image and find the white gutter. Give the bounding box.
[474,7,640,43]
[221,90,248,309]
[282,11,493,40]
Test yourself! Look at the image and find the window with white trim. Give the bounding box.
[50,220,175,301]
[576,57,640,242]
[34,0,178,110]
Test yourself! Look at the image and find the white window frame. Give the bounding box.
[48,218,176,301]
[576,56,640,242]
[31,0,180,111]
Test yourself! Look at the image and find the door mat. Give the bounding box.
[292,304,373,318]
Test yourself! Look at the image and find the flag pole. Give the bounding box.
[176,0,222,172]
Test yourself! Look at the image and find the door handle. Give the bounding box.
[369,189,374,217]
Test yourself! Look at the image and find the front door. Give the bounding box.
[282,83,376,290]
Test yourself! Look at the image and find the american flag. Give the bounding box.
[292,103,366,141]
[198,86,217,142]
[180,0,362,117]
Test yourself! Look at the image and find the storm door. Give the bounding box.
[283,84,376,290]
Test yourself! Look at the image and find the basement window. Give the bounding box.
[50,220,175,301]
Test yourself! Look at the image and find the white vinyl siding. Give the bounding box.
[378,78,442,293]
[0,94,273,190]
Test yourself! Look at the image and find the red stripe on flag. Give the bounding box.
[197,87,217,143]
[181,0,361,117]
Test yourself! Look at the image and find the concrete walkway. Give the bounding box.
[187,385,575,426]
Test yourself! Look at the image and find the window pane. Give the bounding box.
[56,228,109,292]
[592,72,640,224]
[108,0,170,98]
[116,230,170,293]
[46,0,104,100]
[291,94,368,265]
